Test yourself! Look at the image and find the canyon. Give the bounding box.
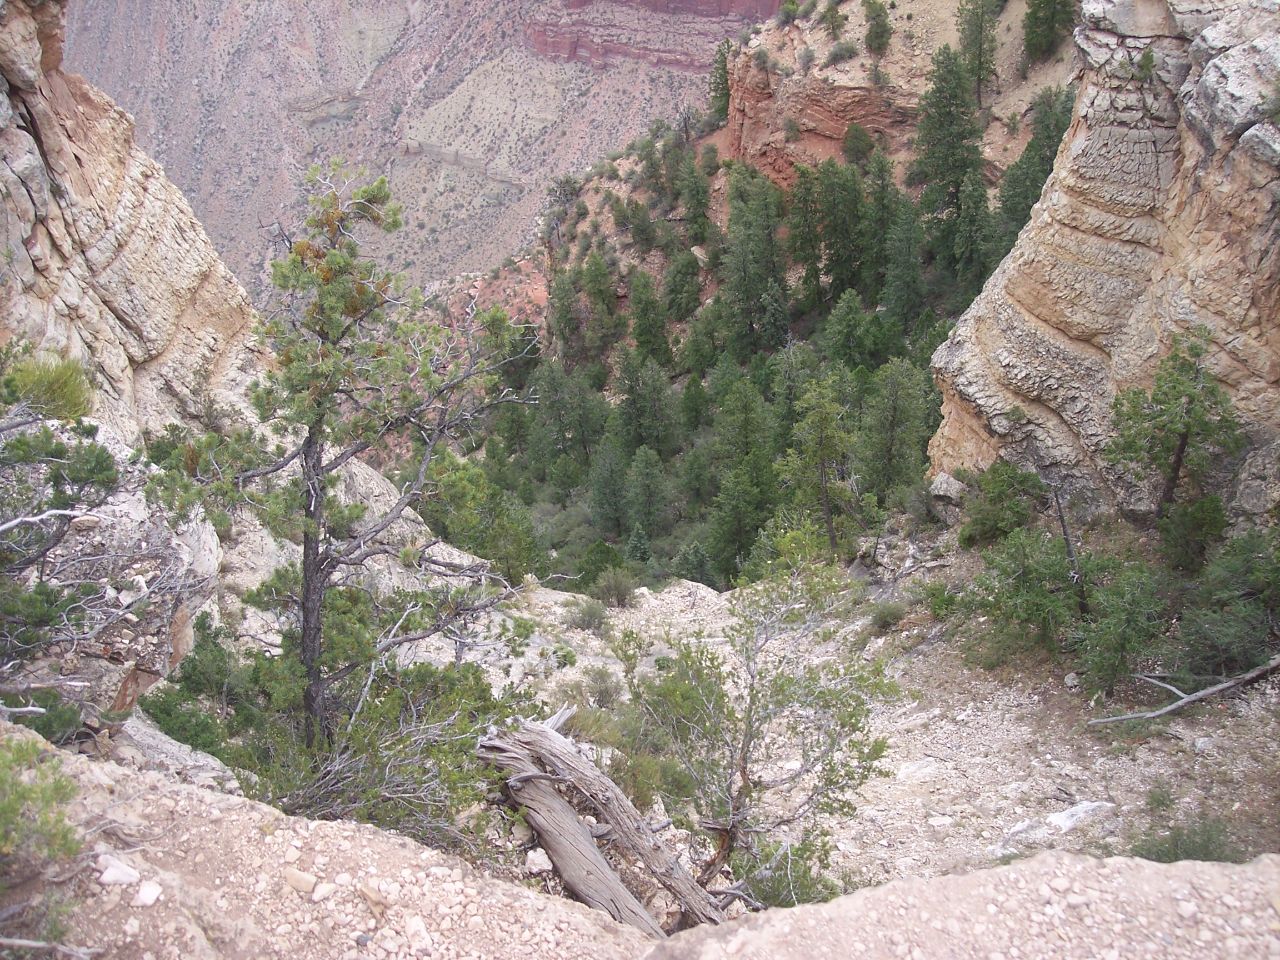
[64,0,775,291]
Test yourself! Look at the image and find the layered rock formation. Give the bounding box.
[0,0,258,443]
[931,0,1280,515]
[65,0,762,290]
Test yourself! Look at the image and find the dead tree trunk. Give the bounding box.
[478,727,665,938]
[479,708,726,933]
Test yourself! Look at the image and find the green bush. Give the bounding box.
[824,41,859,67]
[919,580,961,619]
[0,738,79,886]
[3,355,92,421]
[1071,564,1167,694]
[1157,495,1227,571]
[869,600,908,631]
[958,461,1047,548]
[591,566,638,608]
[566,597,608,634]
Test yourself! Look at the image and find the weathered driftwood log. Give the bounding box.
[1087,652,1280,726]
[478,725,664,937]
[479,707,726,934]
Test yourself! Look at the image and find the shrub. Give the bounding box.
[824,41,859,67]
[3,355,93,421]
[974,528,1090,654]
[592,566,638,608]
[863,0,893,55]
[566,597,608,634]
[919,580,961,619]
[958,461,1047,548]
[0,738,80,885]
[1071,564,1167,694]
[842,121,874,165]
[1157,495,1227,572]
[869,600,908,631]
[798,45,816,74]
[776,0,799,25]
[784,117,802,142]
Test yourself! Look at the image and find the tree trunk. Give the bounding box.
[300,427,327,749]
[479,710,725,931]
[1053,488,1090,619]
[819,461,837,553]
[1156,425,1190,519]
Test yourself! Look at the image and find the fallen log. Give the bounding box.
[478,722,665,938]
[479,707,725,934]
[1087,652,1280,727]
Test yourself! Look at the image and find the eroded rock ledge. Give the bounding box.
[0,0,258,443]
[931,0,1280,515]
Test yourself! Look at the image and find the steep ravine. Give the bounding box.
[931,0,1280,517]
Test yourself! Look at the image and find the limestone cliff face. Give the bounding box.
[931,0,1280,516]
[0,0,258,444]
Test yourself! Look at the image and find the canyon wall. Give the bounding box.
[0,0,258,443]
[931,0,1280,516]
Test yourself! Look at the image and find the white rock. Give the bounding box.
[525,848,554,875]
[284,867,318,894]
[132,880,163,907]
[97,854,141,886]
[1046,801,1116,834]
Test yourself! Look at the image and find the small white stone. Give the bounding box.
[97,855,140,886]
[525,848,554,875]
[132,880,163,907]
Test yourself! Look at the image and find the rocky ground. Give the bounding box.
[15,718,1280,959]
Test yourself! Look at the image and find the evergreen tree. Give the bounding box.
[860,150,898,304]
[680,443,717,507]
[547,271,581,358]
[787,164,825,309]
[713,379,774,467]
[672,540,715,586]
[1106,328,1244,518]
[618,351,679,458]
[780,378,855,551]
[863,0,892,55]
[710,40,733,123]
[721,167,785,359]
[913,45,983,266]
[708,455,777,580]
[821,0,849,39]
[588,434,630,537]
[624,446,670,536]
[881,202,925,332]
[817,158,866,304]
[854,359,935,500]
[954,165,993,299]
[842,121,875,167]
[680,376,710,432]
[629,271,672,367]
[626,525,652,563]
[957,0,999,107]
[581,251,617,348]
[528,362,608,471]
[823,289,901,370]
[1023,0,1075,63]
[664,251,703,323]
[758,281,791,352]
[767,341,821,445]
[678,157,712,244]
[995,86,1074,257]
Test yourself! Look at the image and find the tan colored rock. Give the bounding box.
[931,0,1280,517]
[0,0,259,444]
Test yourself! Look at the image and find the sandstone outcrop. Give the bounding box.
[0,0,259,444]
[931,0,1280,516]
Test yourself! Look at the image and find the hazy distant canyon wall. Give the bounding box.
[65,1,769,288]
[931,0,1280,517]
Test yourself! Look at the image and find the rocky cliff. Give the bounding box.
[931,0,1280,516]
[0,0,258,443]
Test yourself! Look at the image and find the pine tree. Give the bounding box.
[721,168,785,359]
[617,351,679,458]
[581,251,616,334]
[787,164,824,309]
[954,165,993,298]
[817,158,866,304]
[588,433,630,537]
[626,525,652,563]
[780,378,855,551]
[842,122,875,166]
[678,157,712,244]
[1023,0,1075,63]
[863,0,892,55]
[860,150,898,304]
[913,45,983,260]
[629,271,672,367]
[881,202,925,331]
[624,445,670,536]
[957,0,999,107]
[547,271,581,358]
[664,251,703,323]
[758,280,791,352]
[854,359,935,500]
[995,86,1074,257]
[710,40,733,123]
[823,288,901,370]
[708,455,777,580]
[713,379,774,466]
[680,376,710,432]
[821,0,849,39]
[672,540,715,586]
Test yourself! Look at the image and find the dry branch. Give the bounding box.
[1087,653,1280,726]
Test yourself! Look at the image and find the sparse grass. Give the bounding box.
[1130,816,1244,864]
[869,600,908,632]
[566,597,608,634]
